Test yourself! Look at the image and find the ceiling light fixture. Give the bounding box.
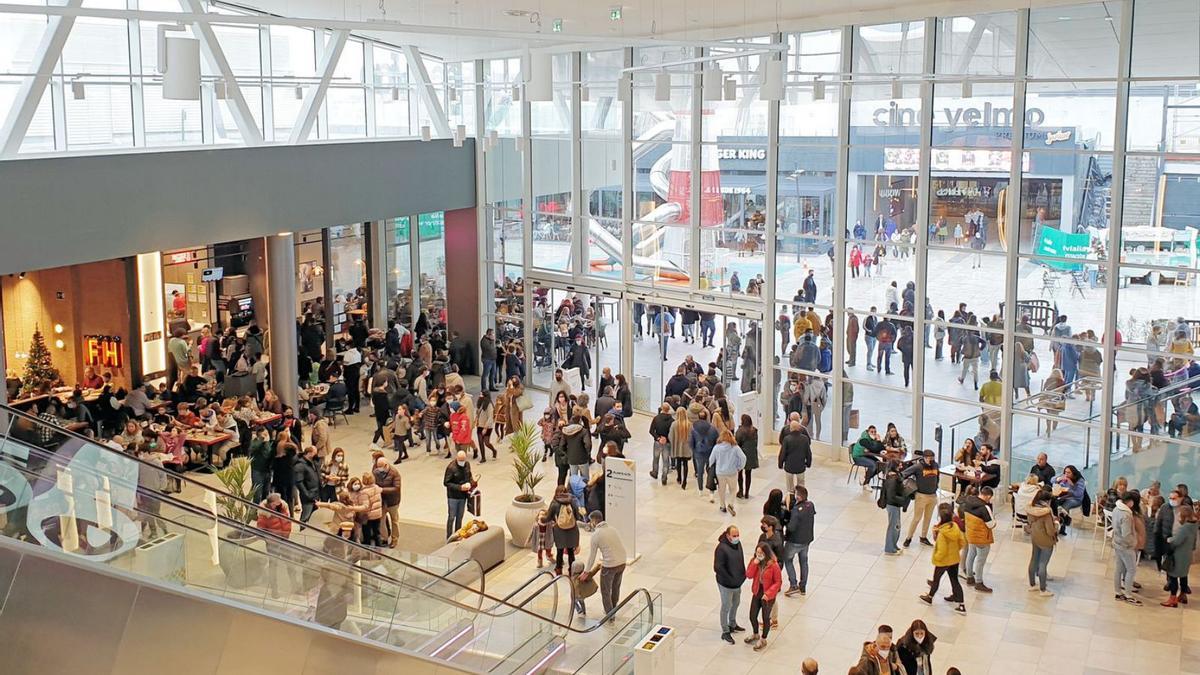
[294,85,304,99]
[511,83,521,101]
[70,78,86,100]
[526,52,553,101]
[961,79,973,98]
[654,72,670,101]
[617,73,630,101]
[723,76,737,101]
[580,85,590,101]
[760,59,783,100]
[420,125,432,141]
[391,86,400,101]
[156,24,200,101]
[702,65,723,101]
[891,78,903,100]
[448,86,458,102]
[812,78,826,101]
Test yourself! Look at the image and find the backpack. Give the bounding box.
[555,503,576,530]
[901,476,919,500]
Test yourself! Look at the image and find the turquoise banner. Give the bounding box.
[1033,225,1090,271]
[393,211,445,241]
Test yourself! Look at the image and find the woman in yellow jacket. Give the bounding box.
[919,502,967,614]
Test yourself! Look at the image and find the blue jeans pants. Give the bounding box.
[1029,545,1053,590]
[885,505,902,553]
[447,498,467,538]
[782,542,810,590]
[481,359,497,388]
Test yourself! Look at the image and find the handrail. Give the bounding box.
[420,556,488,598]
[0,403,657,637]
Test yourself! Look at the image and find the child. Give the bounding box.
[527,509,553,568]
[568,472,587,514]
[392,404,412,463]
[569,560,601,617]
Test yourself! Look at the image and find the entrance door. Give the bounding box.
[528,281,623,401]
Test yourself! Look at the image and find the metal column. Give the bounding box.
[762,34,782,443]
[267,233,300,409]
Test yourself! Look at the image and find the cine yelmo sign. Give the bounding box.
[1034,225,1091,271]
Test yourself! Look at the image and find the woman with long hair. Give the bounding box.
[668,406,693,488]
[475,389,497,460]
[919,502,967,614]
[897,619,937,675]
[1025,487,1059,596]
[743,542,781,651]
[762,488,786,523]
[1162,504,1197,607]
[735,414,759,499]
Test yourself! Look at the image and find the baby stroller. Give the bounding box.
[533,333,554,371]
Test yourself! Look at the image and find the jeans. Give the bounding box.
[1114,546,1138,594]
[905,493,936,541]
[569,463,590,481]
[481,359,497,388]
[717,584,742,633]
[885,505,902,553]
[600,564,626,615]
[701,320,716,346]
[877,344,893,373]
[1029,545,1053,590]
[660,334,669,360]
[865,337,877,369]
[446,497,467,538]
[782,542,810,589]
[693,454,711,493]
[650,442,671,483]
[252,468,271,503]
[682,323,694,340]
[965,543,990,582]
[929,563,964,602]
[853,455,880,483]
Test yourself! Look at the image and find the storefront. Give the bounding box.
[294,224,369,340]
[3,259,137,399]
[385,211,449,328]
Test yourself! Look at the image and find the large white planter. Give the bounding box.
[505,496,546,548]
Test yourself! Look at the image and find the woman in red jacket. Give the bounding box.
[744,542,782,651]
[256,493,297,597]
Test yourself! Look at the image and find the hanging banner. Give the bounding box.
[604,456,637,562]
[1033,225,1091,271]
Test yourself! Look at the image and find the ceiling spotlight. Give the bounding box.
[54,339,65,350]
[18,272,26,279]
[70,78,85,100]
[723,76,737,101]
[54,323,63,334]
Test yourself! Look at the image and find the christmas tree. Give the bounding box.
[21,326,60,396]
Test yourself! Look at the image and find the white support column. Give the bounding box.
[762,33,782,442]
[0,0,83,157]
[258,24,274,142]
[620,48,635,379]
[1098,2,1137,490]
[178,0,263,145]
[689,48,704,294]
[998,10,1031,490]
[403,45,452,137]
[267,233,299,409]
[520,62,535,369]
[475,58,489,344]
[127,0,146,147]
[831,26,853,448]
[289,29,348,144]
[571,52,585,278]
[367,220,388,331]
[909,18,937,453]
[363,42,377,137]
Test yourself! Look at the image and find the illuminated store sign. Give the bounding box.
[83,335,123,369]
[872,102,1046,128]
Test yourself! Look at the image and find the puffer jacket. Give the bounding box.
[962,495,996,546]
[930,522,966,567]
[563,423,592,466]
[1027,504,1059,549]
[349,484,384,521]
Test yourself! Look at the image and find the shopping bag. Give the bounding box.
[467,489,482,516]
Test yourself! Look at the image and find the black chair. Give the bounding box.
[323,397,350,427]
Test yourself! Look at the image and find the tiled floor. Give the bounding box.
[250,381,1197,675]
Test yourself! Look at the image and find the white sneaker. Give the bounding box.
[709,494,715,503]
[1027,586,1040,592]
[1039,590,1054,597]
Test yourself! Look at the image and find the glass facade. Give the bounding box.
[0,2,475,155]
[488,1,1200,495]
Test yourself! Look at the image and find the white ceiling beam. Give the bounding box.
[0,0,83,158]
[402,44,451,138]
[177,0,263,145]
[0,3,784,52]
[289,29,349,144]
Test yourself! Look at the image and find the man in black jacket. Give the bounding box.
[480,328,498,391]
[713,525,746,644]
[782,486,816,596]
[901,450,940,547]
[649,403,675,484]
[778,420,812,493]
[293,445,321,522]
[664,367,691,399]
[443,450,473,538]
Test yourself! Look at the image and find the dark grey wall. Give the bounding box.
[0,138,476,274]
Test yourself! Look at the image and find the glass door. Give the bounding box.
[528,281,623,401]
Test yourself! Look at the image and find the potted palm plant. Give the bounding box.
[505,422,546,547]
[214,457,267,588]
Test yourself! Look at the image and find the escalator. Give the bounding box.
[0,405,660,674]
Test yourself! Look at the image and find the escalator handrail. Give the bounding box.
[0,403,656,636]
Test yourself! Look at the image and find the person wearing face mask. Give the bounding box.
[856,625,903,675]
[896,619,937,675]
[356,473,385,547]
[713,525,747,645]
[742,542,781,651]
[373,456,402,548]
[1156,489,1182,574]
[292,446,322,523]
[320,448,349,502]
[443,450,474,539]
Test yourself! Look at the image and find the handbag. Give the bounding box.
[467,488,482,516]
[517,393,533,411]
